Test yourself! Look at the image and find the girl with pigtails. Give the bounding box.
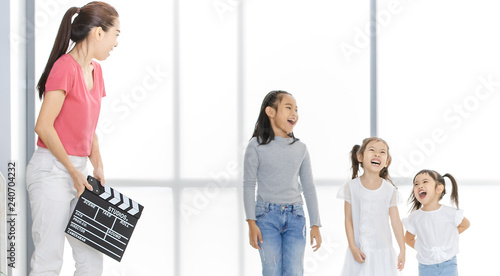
[26,2,119,275]
[337,137,405,275]
[403,170,470,276]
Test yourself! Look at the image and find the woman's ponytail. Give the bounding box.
[37,7,79,99]
[443,173,459,209]
[350,145,361,179]
[37,2,119,99]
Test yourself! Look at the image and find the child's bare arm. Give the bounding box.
[405,231,416,248]
[458,217,470,234]
[389,206,405,270]
[345,201,366,263]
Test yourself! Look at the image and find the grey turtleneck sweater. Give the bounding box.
[243,136,321,227]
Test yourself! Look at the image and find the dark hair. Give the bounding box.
[37,1,119,99]
[408,169,459,212]
[350,137,393,184]
[251,90,298,145]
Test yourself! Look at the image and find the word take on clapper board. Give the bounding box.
[65,176,144,261]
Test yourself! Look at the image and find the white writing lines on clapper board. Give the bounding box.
[104,216,118,241]
[82,197,134,228]
[69,221,124,248]
[67,229,121,259]
[74,210,128,246]
[73,211,128,246]
[68,221,124,252]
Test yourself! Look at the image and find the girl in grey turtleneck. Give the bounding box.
[243,90,322,275]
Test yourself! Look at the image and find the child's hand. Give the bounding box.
[397,252,405,271]
[247,220,263,249]
[310,225,322,252]
[349,245,366,263]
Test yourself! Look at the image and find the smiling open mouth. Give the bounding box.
[371,160,381,166]
[419,190,427,199]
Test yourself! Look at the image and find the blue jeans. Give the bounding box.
[255,202,306,276]
[419,256,458,276]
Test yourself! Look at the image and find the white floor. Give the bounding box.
[59,183,499,275]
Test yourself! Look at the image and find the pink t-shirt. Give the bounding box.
[37,54,106,157]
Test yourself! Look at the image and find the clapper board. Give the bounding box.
[65,176,144,261]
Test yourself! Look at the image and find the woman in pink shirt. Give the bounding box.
[26,2,119,275]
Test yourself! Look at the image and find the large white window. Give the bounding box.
[244,0,370,182]
[378,0,500,181]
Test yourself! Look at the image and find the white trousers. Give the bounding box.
[26,147,103,276]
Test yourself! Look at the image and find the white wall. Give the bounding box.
[0,0,29,275]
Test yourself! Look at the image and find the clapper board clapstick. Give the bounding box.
[65,176,144,261]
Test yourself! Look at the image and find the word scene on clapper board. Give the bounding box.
[65,176,144,261]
